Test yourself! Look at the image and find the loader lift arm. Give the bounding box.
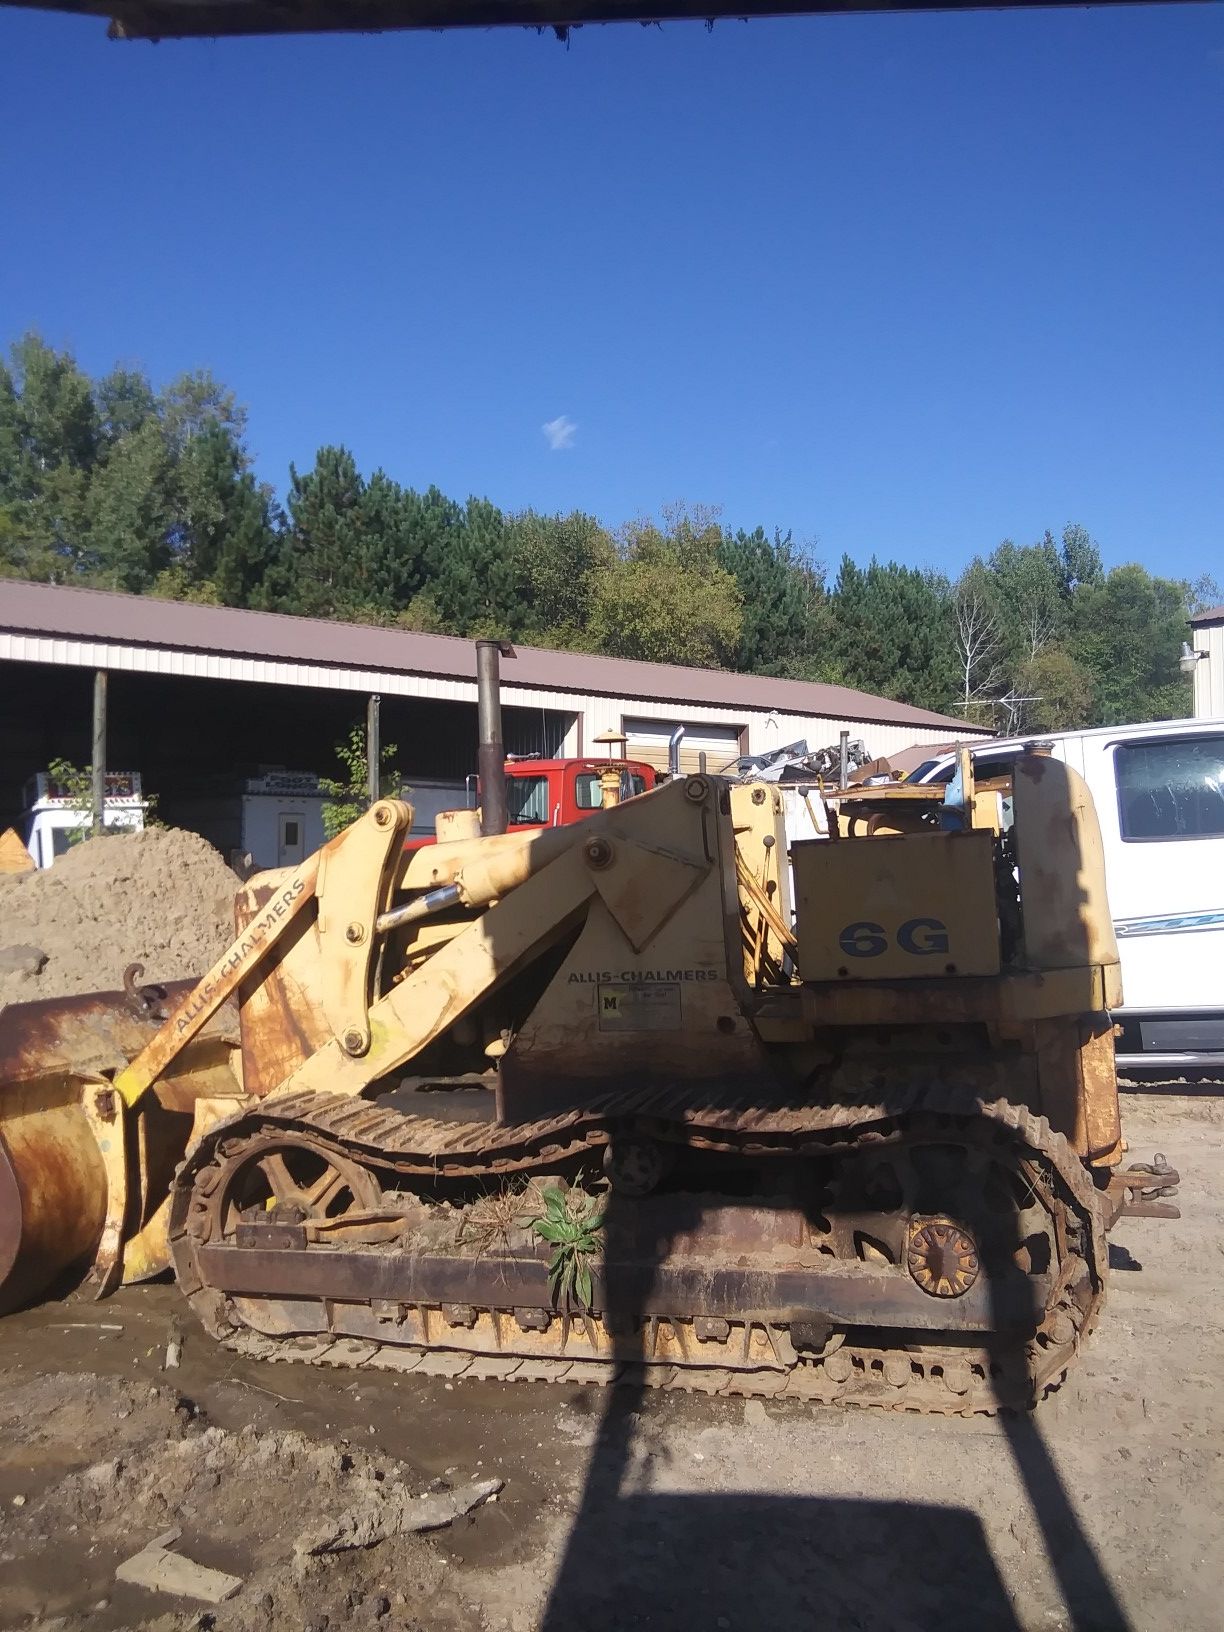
[85,783,720,1289]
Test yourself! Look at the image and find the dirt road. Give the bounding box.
[1,1091,1220,1632]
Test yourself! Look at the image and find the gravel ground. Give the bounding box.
[0,1090,1219,1632]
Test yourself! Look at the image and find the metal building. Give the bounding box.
[1188,605,1224,721]
[0,580,984,865]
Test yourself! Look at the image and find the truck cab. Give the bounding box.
[404,757,659,854]
[502,757,657,830]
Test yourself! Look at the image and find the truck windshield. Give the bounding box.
[575,771,648,808]
[506,775,550,825]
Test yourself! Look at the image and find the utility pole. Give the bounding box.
[91,670,108,838]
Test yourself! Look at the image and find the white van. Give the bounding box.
[908,719,1224,1073]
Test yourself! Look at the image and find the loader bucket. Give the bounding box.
[0,983,234,1315]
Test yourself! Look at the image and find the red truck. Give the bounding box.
[406,756,659,851]
[501,756,658,829]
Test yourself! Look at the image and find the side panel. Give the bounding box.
[499,789,770,1119]
[793,831,1000,982]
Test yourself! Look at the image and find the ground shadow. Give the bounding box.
[538,1131,1133,1632]
[543,1477,1015,1630]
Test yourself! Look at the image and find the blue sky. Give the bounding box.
[1,4,1221,583]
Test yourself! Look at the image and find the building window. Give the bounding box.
[1115,735,1224,841]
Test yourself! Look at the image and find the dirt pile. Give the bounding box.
[0,827,238,1008]
[0,1372,500,1632]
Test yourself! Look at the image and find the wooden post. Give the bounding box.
[366,694,381,807]
[91,670,108,838]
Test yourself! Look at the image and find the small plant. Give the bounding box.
[319,724,401,839]
[527,1186,604,1311]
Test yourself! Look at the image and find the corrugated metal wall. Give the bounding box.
[1192,620,1224,719]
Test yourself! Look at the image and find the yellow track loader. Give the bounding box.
[0,750,1177,1412]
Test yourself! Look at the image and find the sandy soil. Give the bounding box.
[0,828,236,1007]
[0,1091,1220,1632]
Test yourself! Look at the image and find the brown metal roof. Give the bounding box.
[6,0,1177,43]
[0,579,977,732]
[1190,605,1224,627]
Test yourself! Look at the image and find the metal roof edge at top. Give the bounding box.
[6,0,1202,41]
[0,579,982,733]
[1190,605,1224,627]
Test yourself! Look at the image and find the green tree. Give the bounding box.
[1059,523,1105,597]
[175,419,279,605]
[715,526,827,674]
[505,509,616,645]
[1069,563,1192,724]
[273,445,367,617]
[828,558,958,713]
[443,496,520,634]
[389,484,468,630]
[9,333,97,472]
[86,418,176,590]
[96,367,158,447]
[1014,647,1094,731]
[355,470,429,614]
[587,552,743,667]
[978,536,1067,669]
[159,370,246,451]
[0,338,277,600]
[586,508,743,668]
[0,335,98,579]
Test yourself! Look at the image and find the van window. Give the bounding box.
[1115,735,1224,841]
[507,776,550,825]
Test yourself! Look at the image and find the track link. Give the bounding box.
[170,1085,1107,1416]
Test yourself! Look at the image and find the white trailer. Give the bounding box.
[22,771,147,868]
[909,719,1224,1073]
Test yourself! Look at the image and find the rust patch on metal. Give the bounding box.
[0,985,190,1085]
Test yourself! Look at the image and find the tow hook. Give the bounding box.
[1105,1152,1181,1225]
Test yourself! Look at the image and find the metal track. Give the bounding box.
[169,1085,1107,1416]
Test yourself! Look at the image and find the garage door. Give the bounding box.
[623,718,745,776]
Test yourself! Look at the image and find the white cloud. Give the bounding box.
[542,414,577,452]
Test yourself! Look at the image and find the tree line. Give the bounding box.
[1,333,1213,733]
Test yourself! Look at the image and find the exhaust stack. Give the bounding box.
[476,639,515,837]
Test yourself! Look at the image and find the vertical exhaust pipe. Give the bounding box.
[668,726,686,778]
[476,640,515,837]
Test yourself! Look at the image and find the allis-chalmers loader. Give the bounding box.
[0,747,1177,1413]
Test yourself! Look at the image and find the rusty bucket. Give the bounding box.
[0,988,216,1314]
